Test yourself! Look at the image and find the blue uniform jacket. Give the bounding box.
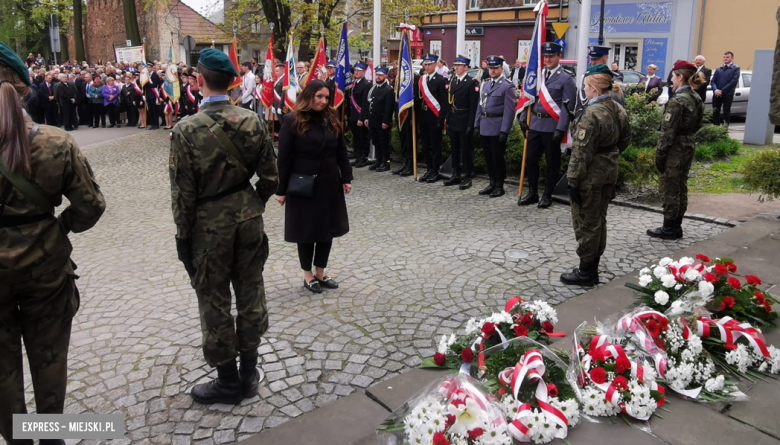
[711,63,740,96]
[518,65,576,133]
[474,76,517,137]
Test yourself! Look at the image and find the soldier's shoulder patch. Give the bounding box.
[664,112,672,122]
[577,129,587,140]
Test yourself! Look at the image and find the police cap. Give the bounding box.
[326,60,337,68]
[422,54,438,64]
[453,55,470,66]
[353,62,366,71]
[0,42,31,86]
[588,44,611,59]
[375,67,388,75]
[198,48,238,77]
[542,42,563,55]
[486,55,504,67]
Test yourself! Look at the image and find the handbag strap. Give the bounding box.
[0,124,54,215]
[193,113,248,169]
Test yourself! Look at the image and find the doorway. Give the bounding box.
[610,42,640,71]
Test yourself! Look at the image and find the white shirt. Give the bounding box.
[241,72,256,103]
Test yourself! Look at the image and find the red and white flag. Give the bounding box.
[260,35,275,109]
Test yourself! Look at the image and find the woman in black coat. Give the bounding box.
[274,80,353,293]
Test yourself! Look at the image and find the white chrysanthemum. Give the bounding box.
[725,345,751,373]
[549,397,580,427]
[465,317,479,335]
[640,267,651,276]
[687,334,703,355]
[523,301,559,325]
[705,375,725,392]
[653,266,668,279]
[659,257,673,267]
[661,274,677,288]
[486,311,514,326]
[654,290,670,305]
[678,257,695,266]
[638,275,653,288]
[698,281,715,298]
[675,283,683,290]
[768,345,780,374]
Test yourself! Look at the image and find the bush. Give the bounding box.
[710,138,740,158]
[633,148,660,187]
[702,108,713,125]
[740,149,780,201]
[695,124,729,145]
[695,144,714,162]
[624,93,662,148]
[621,145,641,162]
[617,157,637,187]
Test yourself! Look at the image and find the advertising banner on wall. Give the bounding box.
[115,46,146,64]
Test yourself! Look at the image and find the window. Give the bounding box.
[252,19,259,34]
[468,0,480,9]
[430,40,442,56]
[362,20,371,31]
[523,0,539,4]
[742,73,751,88]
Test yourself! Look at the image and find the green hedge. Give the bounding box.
[740,149,780,201]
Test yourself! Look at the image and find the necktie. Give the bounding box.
[545,70,551,82]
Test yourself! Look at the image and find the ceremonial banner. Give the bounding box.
[334,22,351,108]
[283,36,298,110]
[397,30,414,130]
[302,38,327,87]
[260,36,275,109]
[228,39,242,91]
[517,0,547,114]
[140,66,149,88]
[164,64,180,104]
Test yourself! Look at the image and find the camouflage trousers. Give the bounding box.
[190,217,270,367]
[659,148,695,220]
[571,183,616,264]
[0,266,79,444]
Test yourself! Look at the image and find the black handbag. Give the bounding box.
[286,138,325,198]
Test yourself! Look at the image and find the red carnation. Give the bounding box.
[468,428,485,440]
[613,375,628,391]
[514,324,529,337]
[714,264,729,275]
[497,387,506,398]
[542,321,555,333]
[695,254,710,263]
[547,383,558,397]
[727,277,742,290]
[703,272,718,283]
[434,352,446,367]
[521,314,534,326]
[746,275,762,286]
[461,348,474,363]
[481,322,496,337]
[645,319,661,338]
[446,414,456,426]
[590,348,604,364]
[756,291,766,303]
[722,296,736,309]
[615,355,631,374]
[589,367,607,384]
[433,432,450,445]
[764,301,773,313]
[727,262,737,273]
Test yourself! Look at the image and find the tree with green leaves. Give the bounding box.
[73,0,85,61]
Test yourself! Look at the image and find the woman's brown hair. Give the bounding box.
[674,68,705,90]
[584,73,621,96]
[292,80,341,136]
[0,66,32,176]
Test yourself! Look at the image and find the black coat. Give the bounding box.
[347,77,370,123]
[276,112,353,243]
[75,78,86,105]
[362,81,394,127]
[55,81,77,106]
[418,73,449,127]
[446,74,479,130]
[696,66,712,102]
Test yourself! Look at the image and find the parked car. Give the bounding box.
[657,70,750,117]
[618,69,647,87]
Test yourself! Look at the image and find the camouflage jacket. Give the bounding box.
[0,118,106,283]
[657,87,703,161]
[567,96,631,188]
[169,100,279,239]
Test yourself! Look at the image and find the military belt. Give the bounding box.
[482,112,503,118]
[451,109,470,114]
[197,181,252,205]
[0,213,53,228]
[534,112,552,119]
[595,146,619,154]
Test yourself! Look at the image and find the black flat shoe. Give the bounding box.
[316,276,339,289]
[303,279,322,293]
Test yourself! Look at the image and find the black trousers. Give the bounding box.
[400,118,414,161]
[420,118,442,171]
[349,121,370,159]
[448,130,473,176]
[297,242,333,271]
[241,101,253,110]
[526,130,561,193]
[369,125,392,162]
[146,98,159,128]
[91,103,105,127]
[78,102,91,126]
[43,104,59,127]
[711,94,734,126]
[125,104,138,126]
[106,103,118,126]
[59,102,77,130]
[481,135,507,183]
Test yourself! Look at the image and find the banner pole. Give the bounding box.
[412,107,418,180]
[518,112,531,197]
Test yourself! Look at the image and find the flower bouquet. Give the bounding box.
[612,307,745,402]
[626,255,777,327]
[568,322,666,423]
[376,374,512,445]
[479,337,580,443]
[421,297,564,374]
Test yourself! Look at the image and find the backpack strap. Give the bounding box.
[191,113,247,169]
[0,124,54,214]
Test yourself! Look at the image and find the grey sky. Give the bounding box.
[181,0,221,18]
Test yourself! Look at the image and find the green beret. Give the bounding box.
[585,64,613,77]
[198,48,238,77]
[0,42,31,86]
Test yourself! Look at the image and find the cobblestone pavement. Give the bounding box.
[9,130,727,445]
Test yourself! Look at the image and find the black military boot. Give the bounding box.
[459,178,472,190]
[518,186,539,206]
[560,262,597,287]
[426,171,442,183]
[479,180,495,196]
[675,217,684,239]
[190,361,243,405]
[593,257,601,284]
[376,160,391,172]
[490,181,505,198]
[419,169,433,182]
[355,157,369,168]
[400,163,414,177]
[392,160,408,175]
[368,159,380,170]
[538,190,553,208]
[444,173,462,186]
[239,351,261,398]
[647,218,679,240]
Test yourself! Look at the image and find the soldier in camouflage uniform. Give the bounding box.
[647,60,705,240]
[560,65,631,287]
[169,48,279,404]
[0,43,105,445]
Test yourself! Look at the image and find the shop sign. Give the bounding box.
[465,27,484,36]
[590,2,672,33]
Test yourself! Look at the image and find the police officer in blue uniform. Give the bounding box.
[444,55,480,190]
[418,54,449,183]
[348,62,371,167]
[574,44,625,119]
[475,55,518,198]
[362,67,395,172]
[518,42,577,208]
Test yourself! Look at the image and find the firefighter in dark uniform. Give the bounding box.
[443,55,480,190]
[362,67,395,172]
[393,71,421,177]
[518,42,577,208]
[418,54,449,183]
[324,60,337,107]
[347,62,371,167]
